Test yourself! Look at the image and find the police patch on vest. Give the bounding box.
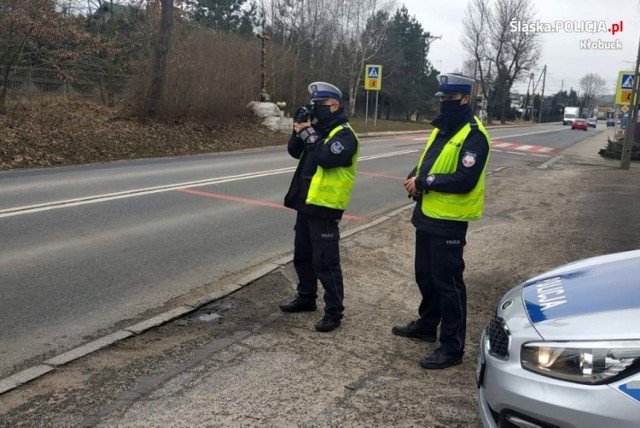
[462,151,477,168]
[330,141,344,154]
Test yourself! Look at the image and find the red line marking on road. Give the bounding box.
[359,171,405,180]
[177,188,368,221]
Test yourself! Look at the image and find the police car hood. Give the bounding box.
[520,249,640,340]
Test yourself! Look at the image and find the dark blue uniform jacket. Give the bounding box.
[284,108,358,219]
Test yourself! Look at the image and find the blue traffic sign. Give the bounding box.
[367,66,380,78]
[621,74,634,89]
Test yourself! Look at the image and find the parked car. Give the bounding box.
[571,118,589,131]
[586,118,597,128]
[477,249,640,428]
[607,118,616,127]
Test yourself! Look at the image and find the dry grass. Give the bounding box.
[0,96,284,170]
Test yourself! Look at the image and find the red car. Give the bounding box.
[571,118,588,131]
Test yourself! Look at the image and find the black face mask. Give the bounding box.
[439,99,467,116]
[314,105,335,124]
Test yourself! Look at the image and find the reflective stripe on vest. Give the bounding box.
[416,116,490,221]
[305,123,359,210]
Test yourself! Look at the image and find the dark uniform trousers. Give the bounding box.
[414,229,467,356]
[293,211,344,318]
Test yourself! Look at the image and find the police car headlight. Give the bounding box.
[521,341,640,384]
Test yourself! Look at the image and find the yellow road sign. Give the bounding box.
[621,105,629,113]
[615,70,636,105]
[364,64,382,91]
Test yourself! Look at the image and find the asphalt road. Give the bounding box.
[0,122,597,378]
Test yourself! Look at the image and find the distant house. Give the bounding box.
[91,3,144,25]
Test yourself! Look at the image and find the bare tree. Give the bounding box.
[0,0,98,114]
[262,0,394,116]
[491,0,541,123]
[141,0,174,119]
[74,0,148,106]
[331,0,395,117]
[579,73,606,110]
[462,0,540,123]
[263,0,333,105]
[0,0,52,114]
[461,0,493,121]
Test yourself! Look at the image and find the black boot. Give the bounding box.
[279,297,317,313]
[419,348,463,370]
[391,320,437,342]
[314,315,341,332]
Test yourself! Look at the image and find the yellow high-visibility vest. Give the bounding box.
[306,123,360,210]
[416,117,490,221]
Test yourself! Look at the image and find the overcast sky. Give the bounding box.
[401,0,639,96]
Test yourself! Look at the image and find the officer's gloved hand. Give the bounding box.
[297,126,317,143]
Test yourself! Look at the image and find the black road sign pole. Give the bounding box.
[374,90,379,127]
[621,34,640,170]
[365,90,369,125]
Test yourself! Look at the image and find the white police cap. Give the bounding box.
[308,82,342,102]
[434,73,474,96]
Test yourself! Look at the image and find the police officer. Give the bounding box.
[393,73,490,369]
[280,82,360,332]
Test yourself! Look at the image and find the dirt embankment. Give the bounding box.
[0,98,286,171]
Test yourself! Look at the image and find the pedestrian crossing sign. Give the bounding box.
[615,70,636,105]
[622,74,634,89]
[364,64,382,91]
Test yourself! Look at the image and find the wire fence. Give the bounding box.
[1,66,134,102]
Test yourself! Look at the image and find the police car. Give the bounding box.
[477,250,640,428]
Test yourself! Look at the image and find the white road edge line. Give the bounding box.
[0,149,419,219]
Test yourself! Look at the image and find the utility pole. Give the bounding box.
[257,31,271,102]
[473,60,479,116]
[621,33,640,170]
[538,65,547,123]
[523,73,534,121]
[530,70,544,123]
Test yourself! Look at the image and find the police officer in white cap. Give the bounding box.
[393,73,491,369]
[280,82,360,333]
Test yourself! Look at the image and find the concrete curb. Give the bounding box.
[0,205,415,397]
[0,365,55,396]
[45,330,135,367]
